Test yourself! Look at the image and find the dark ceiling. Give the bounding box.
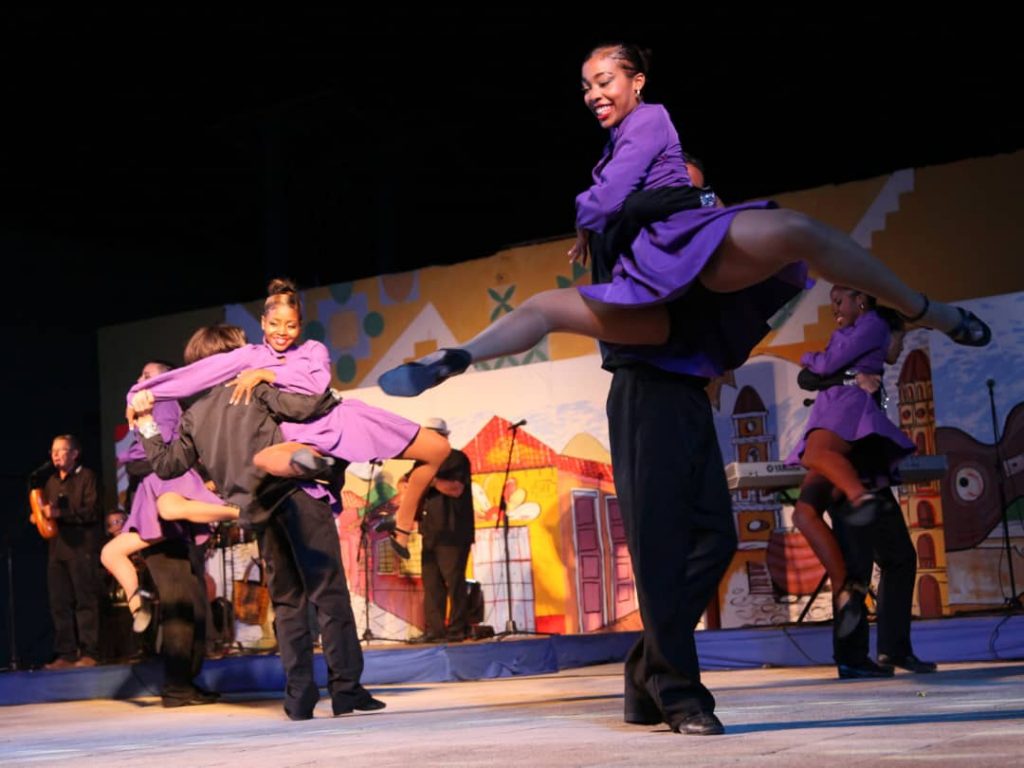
[2,7,1020,329]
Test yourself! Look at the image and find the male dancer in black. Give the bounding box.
[133,324,385,719]
[590,166,738,736]
[830,475,938,678]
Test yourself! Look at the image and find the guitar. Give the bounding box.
[936,401,1024,552]
[29,488,58,540]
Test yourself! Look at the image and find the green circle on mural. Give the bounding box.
[303,321,326,342]
[329,283,353,304]
[363,311,384,337]
[335,354,356,383]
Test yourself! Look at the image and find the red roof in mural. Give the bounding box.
[462,415,613,481]
[733,385,767,415]
[899,349,932,385]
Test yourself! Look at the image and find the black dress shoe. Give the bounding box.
[837,658,896,679]
[333,695,386,716]
[877,653,938,674]
[670,711,725,735]
[192,686,221,703]
[162,692,218,708]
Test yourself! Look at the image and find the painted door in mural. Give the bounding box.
[474,526,536,632]
[572,491,606,631]
[604,496,637,621]
[918,574,942,617]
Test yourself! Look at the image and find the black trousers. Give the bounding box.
[144,538,207,700]
[48,551,100,660]
[422,543,471,637]
[832,488,918,664]
[260,490,366,717]
[607,365,738,724]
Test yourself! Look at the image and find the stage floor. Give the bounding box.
[2,661,1023,767]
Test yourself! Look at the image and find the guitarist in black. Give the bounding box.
[39,434,102,669]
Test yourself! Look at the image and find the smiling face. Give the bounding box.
[830,286,864,328]
[261,304,301,353]
[581,54,644,129]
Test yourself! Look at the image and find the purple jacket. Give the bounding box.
[801,311,890,377]
[575,103,691,232]
[127,340,330,403]
[118,400,182,464]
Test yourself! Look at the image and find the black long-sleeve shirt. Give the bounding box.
[44,464,101,559]
[141,382,337,511]
[419,449,475,548]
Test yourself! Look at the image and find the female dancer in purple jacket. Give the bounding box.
[128,280,449,558]
[103,359,238,632]
[787,287,915,636]
[378,43,989,397]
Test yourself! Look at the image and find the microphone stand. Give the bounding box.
[987,379,1022,610]
[492,420,552,641]
[2,512,20,671]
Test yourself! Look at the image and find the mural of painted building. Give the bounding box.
[719,383,831,629]
[896,348,950,617]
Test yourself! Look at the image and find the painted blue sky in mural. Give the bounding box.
[929,292,1024,441]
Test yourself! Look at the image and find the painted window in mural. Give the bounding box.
[572,490,607,631]
[917,500,936,529]
[474,527,536,632]
[918,533,937,569]
[604,496,638,622]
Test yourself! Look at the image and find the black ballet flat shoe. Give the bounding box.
[845,492,882,527]
[834,580,868,640]
[373,516,412,560]
[946,306,992,347]
[901,293,992,347]
[288,447,336,483]
[377,348,472,397]
[129,589,156,634]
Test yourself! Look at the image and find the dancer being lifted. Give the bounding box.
[128,279,450,559]
[378,44,990,397]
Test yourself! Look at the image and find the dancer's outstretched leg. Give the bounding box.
[792,472,865,639]
[801,429,880,527]
[376,428,452,558]
[253,442,336,482]
[100,532,156,632]
[379,288,669,396]
[156,492,240,524]
[701,209,991,345]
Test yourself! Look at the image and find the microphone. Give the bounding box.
[28,459,52,478]
[507,419,527,430]
[987,378,996,391]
